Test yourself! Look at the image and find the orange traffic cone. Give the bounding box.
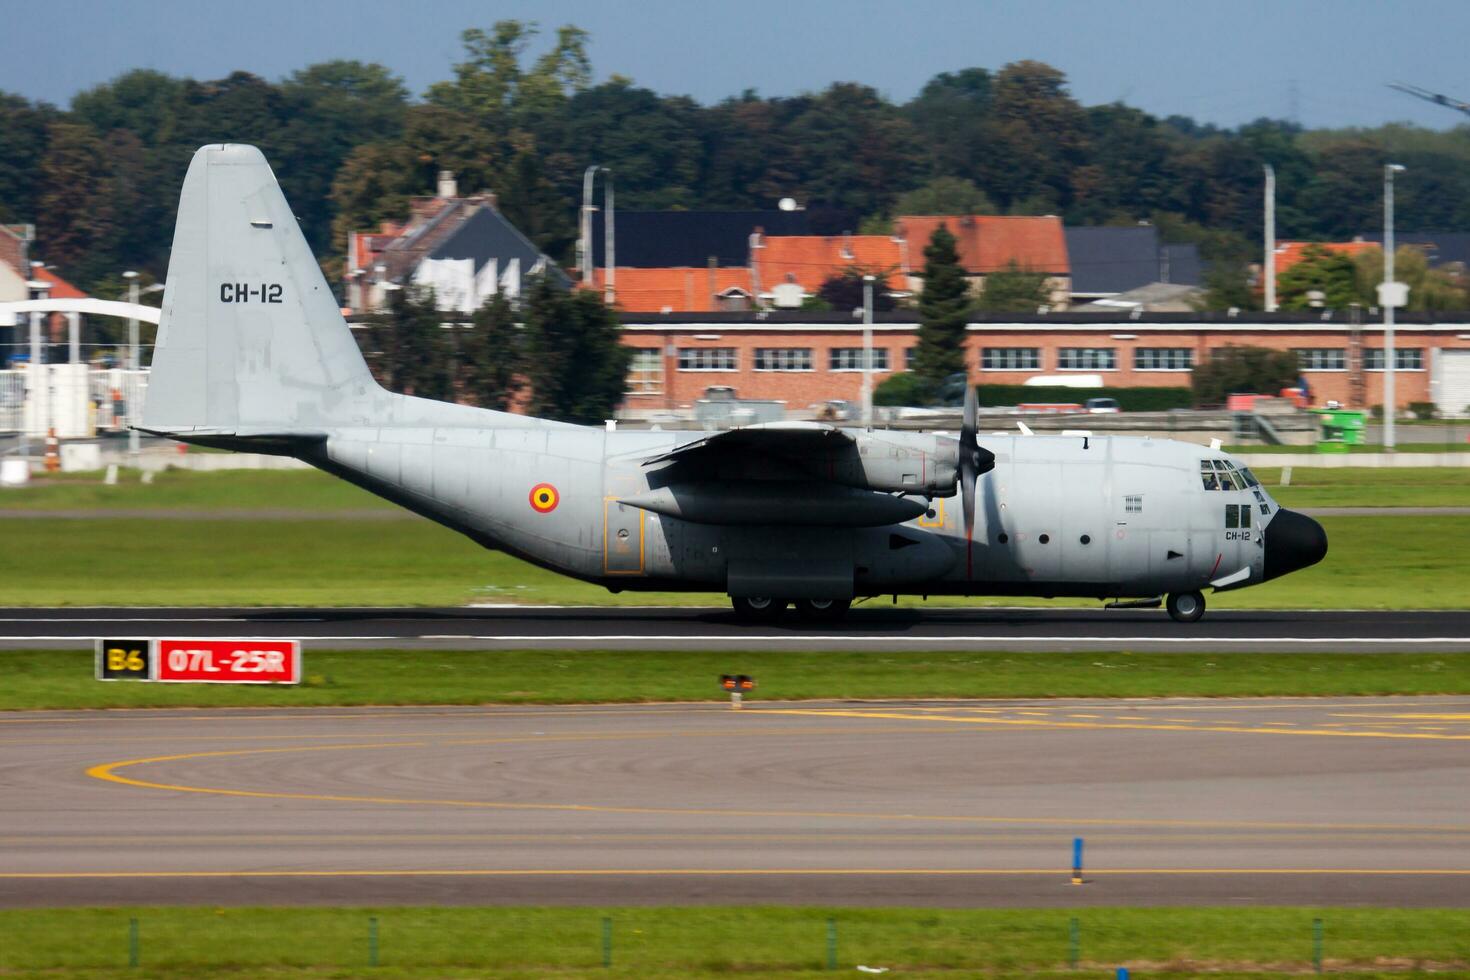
[44,428,60,473]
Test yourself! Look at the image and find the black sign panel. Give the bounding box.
[96,639,153,681]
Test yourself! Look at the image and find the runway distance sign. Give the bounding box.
[95,639,152,681]
[154,639,301,684]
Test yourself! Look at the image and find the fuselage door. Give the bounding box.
[603,499,645,575]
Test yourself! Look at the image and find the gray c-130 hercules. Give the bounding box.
[140,145,1327,623]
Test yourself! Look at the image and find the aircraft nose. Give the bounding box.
[1263,508,1328,581]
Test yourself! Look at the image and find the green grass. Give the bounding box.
[2,469,1466,607]
[1,513,1466,608]
[0,906,1466,978]
[0,468,393,511]
[1257,466,1470,509]
[4,649,1468,710]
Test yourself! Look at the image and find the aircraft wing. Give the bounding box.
[642,422,855,467]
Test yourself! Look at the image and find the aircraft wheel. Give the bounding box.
[731,596,787,623]
[795,598,852,623]
[1166,590,1206,623]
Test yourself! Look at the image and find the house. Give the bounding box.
[894,215,1071,307]
[1065,226,1201,304]
[756,234,908,306]
[1272,240,1378,277]
[344,171,564,314]
[588,267,755,313]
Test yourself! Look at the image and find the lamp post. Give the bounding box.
[1382,164,1407,452]
[123,271,139,458]
[1263,164,1277,313]
[862,275,875,428]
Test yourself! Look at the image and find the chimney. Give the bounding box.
[437,170,458,200]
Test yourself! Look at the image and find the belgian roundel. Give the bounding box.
[529,483,560,513]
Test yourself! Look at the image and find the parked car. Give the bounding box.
[1085,397,1121,414]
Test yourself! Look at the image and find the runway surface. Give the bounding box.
[1,606,1467,651]
[4,697,1469,907]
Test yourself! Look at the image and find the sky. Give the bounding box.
[5,0,1470,131]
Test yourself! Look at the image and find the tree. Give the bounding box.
[459,294,524,410]
[35,121,126,284]
[815,268,899,313]
[520,278,631,423]
[903,68,992,182]
[976,61,1088,212]
[1197,259,1261,312]
[892,177,996,217]
[361,286,454,400]
[910,224,971,385]
[1276,244,1359,310]
[0,92,51,224]
[1190,345,1300,407]
[1351,244,1470,311]
[976,261,1050,312]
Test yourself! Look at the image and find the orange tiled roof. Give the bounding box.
[758,235,906,293]
[1273,240,1377,275]
[590,267,754,312]
[32,266,87,299]
[894,215,1069,274]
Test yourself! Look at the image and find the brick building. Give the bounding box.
[617,311,1470,415]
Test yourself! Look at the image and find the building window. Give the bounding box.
[753,347,813,372]
[1363,348,1424,371]
[1134,347,1194,372]
[981,347,1041,371]
[626,348,663,395]
[904,347,917,371]
[677,347,738,372]
[830,348,890,372]
[1294,348,1346,371]
[1057,347,1117,371]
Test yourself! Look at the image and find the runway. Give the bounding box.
[0,606,1467,651]
[3,697,1470,907]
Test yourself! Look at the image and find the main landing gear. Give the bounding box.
[730,597,852,623]
[1166,590,1206,623]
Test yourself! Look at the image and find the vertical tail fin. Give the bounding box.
[143,144,378,434]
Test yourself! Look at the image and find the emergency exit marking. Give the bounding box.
[95,638,152,681]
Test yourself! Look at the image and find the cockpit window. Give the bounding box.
[1238,466,1261,488]
[1200,461,1221,491]
[1201,459,1254,491]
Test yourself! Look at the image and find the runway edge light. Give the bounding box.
[719,674,756,709]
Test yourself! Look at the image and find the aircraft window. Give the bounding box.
[1225,504,1240,529]
[1260,502,1271,515]
[1238,467,1261,488]
[1241,506,1251,528]
[1199,462,1220,491]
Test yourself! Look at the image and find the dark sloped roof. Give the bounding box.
[427,207,568,285]
[590,210,856,268]
[1355,231,1470,268]
[1064,226,1201,294]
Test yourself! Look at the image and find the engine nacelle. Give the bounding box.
[797,430,958,496]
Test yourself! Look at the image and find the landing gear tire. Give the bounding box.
[731,596,787,623]
[1166,590,1206,623]
[794,598,852,623]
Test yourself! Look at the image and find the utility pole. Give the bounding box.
[580,165,601,285]
[1263,164,1277,313]
[862,275,875,428]
[1381,164,1407,452]
[124,271,140,459]
[603,172,615,306]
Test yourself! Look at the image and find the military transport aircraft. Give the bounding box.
[140,145,1327,623]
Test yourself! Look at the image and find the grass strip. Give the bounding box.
[0,513,1467,608]
[0,906,1467,977]
[2,650,1468,710]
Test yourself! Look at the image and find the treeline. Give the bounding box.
[6,19,1470,302]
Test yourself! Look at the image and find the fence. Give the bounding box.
[0,367,147,440]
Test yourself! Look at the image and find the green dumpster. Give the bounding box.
[1312,408,1366,453]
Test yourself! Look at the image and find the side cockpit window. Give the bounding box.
[1200,461,1221,490]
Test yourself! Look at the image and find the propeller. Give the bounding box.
[957,384,996,546]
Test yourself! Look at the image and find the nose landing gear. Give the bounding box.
[1166,590,1206,623]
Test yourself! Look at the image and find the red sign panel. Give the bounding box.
[154,639,301,684]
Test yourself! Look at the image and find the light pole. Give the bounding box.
[123,271,140,458]
[1263,164,1277,313]
[603,170,615,306]
[1382,164,1407,452]
[861,275,875,428]
[580,165,598,285]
